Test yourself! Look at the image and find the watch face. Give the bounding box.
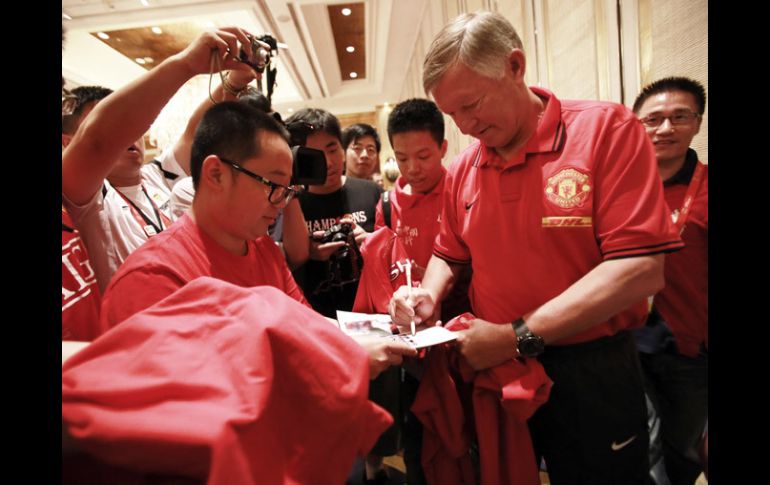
[519,335,545,357]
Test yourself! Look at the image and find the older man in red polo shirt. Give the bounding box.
[389,11,683,485]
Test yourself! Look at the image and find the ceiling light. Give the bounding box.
[62,12,72,20]
[349,72,358,79]
[135,58,146,65]
[346,46,355,53]
[151,26,162,34]
[287,108,294,113]
[140,0,149,6]
[341,7,352,16]
[144,57,154,63]
[97,32,110,40]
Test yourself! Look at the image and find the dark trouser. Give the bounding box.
[401,370,427,485]
[640,349,708,485]
[529,331,649,485]
[368,365,402,456]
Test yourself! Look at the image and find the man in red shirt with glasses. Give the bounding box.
[632,77,708,485]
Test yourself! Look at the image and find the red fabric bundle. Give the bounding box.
[413,314,553,485]
[62,277,392,484]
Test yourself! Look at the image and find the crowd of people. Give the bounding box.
[62,10,707,485]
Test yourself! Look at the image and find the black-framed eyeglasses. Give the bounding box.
[218,157,301,207]
[639,110,701,129]
[62,87,78,116]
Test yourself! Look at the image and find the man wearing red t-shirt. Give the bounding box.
[632,77,708,485]
[375,98,472,484]
[390,12,683,484]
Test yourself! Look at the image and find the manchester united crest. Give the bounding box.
[545,168,591,209]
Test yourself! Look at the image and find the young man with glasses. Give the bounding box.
[100,102,305,328]
[100,101,416,377]
[342,123,382,181]
[632,77,708,485]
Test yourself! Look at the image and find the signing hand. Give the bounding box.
[388,285,439,334]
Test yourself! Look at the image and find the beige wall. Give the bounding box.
[398,0,708,164]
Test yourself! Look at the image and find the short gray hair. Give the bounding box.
[422,11,524,94]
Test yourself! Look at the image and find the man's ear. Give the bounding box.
[507,48,527,81]
[199,155,230,192]
[440,139,448,159]
[61,134,73,148]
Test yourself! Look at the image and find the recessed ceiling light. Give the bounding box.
[349,72,358,79]
[140,0,149,6]
[287,108,294,113]
[341,7,352,16]
[151,27,162,34]
[135,58,146,65]
[346,46,355,53]
[97,32,110,40]
[144,57,154,63]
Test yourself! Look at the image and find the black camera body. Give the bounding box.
[316,222,363,290]
[320,222,354,245]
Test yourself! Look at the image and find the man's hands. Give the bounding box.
[309,216,370,261]
[173,27,265,77]
[388,285,441,334]
[455,318,519,371]
[309,233,346,261]
[353,335,418,379]
[389,285,520,371]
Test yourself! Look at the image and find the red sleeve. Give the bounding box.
[374,197,385,230]
[591,113,683,260]
[433,159,472,264]
[100,267,185,331]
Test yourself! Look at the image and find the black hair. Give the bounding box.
[387,98,445,146]
[284,108,343,146]
[632,77,706,115]
[238,87,272,113]
[190,101,289,190]
[61,85,114,135]
[341,123,381,152]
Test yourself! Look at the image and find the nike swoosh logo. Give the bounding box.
[611,435,637,451]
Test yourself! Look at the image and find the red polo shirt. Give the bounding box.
[434,87,683,345]
[375,170,446,274]
[654,154,708,357]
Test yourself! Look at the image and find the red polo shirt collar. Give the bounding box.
[394,167,447,209]
[478,87,564,169]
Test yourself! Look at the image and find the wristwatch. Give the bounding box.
[511,318,545,358]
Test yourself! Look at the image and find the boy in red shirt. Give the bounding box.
[374,98,472,485]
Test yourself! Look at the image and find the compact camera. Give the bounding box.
[238,34,277,73]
